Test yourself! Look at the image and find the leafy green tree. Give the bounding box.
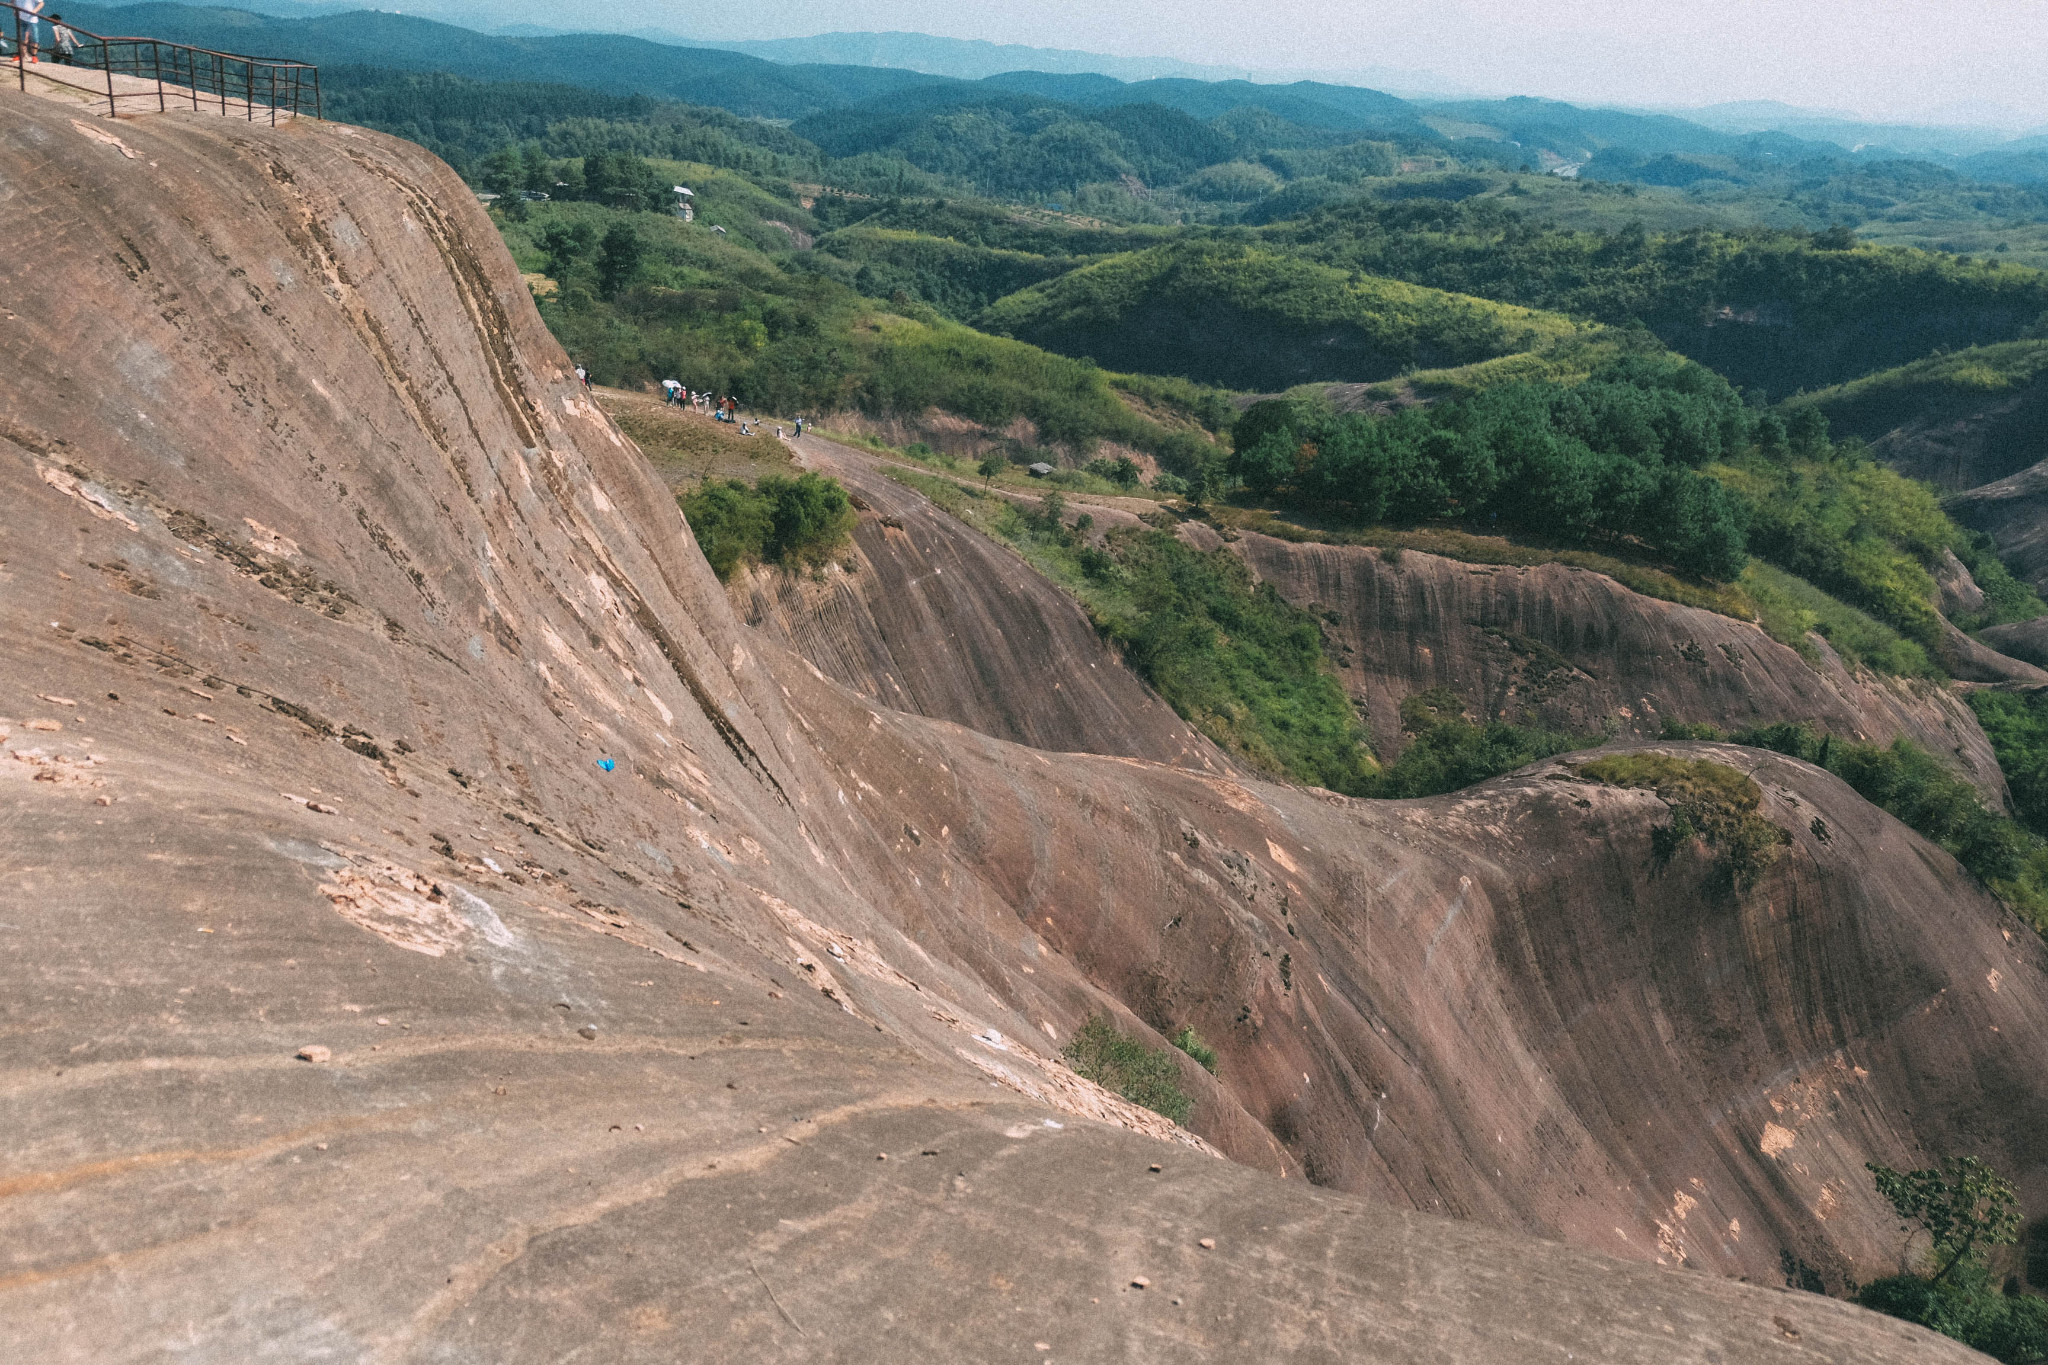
[759,471,857,569]
[1868,1156,2023,1285]
[538,222,595,286]
[478,145,522,199]
[1788,405,1831,458]
[679,472,857,579]
[679,479,774,581]
[977,454,1004,486]
[596,222,644,301]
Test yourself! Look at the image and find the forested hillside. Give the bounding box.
[977,240,1584,389]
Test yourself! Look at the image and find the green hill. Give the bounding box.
[1785,340,2048,493]
[1271,199,2048,394]
[1788,340,2048,434]
[976,240,1585,390]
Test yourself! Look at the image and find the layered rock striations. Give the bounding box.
[1228,532,2014,794]
[0,95,2041,1361]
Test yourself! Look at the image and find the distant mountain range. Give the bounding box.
[60,2,2048,187]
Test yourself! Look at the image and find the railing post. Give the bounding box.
[101,33,114,117]
[243,57,251,121]
[16,5,25,96]
[152,39,163,113]
[313,66,320,121]
[267,64,275,126]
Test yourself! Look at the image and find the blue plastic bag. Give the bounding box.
[597,757,616,772]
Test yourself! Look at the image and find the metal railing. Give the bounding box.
[7,3,318,124]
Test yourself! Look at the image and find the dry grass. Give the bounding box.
[595,387,793,492]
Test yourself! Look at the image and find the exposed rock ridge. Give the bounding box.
[0,95,2039,1362]
[1228,530,2013,798]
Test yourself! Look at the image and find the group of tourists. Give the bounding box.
[658,380,804,439]
[6,1,81,63]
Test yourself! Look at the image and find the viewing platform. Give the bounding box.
[6,5,317,122]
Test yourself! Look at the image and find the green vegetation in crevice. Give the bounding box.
[1171,1027,1219,1074]
[1062,1015,1194,1125]
[884,471,1377,794]
[1857,1274,2048,1364]
[1680,720,2048,931]
[679,471,857,581]
[1951,537,2048,634]
[1574,752,1791,884]
[1366,688,1587,799]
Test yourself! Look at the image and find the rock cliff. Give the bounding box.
[1227,532,2015,795]
[1,94,2041,1362]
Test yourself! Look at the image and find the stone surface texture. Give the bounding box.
[1,95,2042,1362]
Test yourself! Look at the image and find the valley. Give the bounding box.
[6,7,2048,1361]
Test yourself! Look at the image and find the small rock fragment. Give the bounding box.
[876,1152,889,1161]
[1198,1238,1215,1250]
[1148,1163,1162,1173]
[296,1045,332,1063]
[578,1025,598,1040]
[1130,1276,1149,1289]
[26,719,62,732]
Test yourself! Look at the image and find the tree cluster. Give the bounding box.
[1229,354,1755,580]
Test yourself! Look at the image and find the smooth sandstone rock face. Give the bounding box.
[0,96,2041,1362]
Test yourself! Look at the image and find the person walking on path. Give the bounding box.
[794,415,805,438]
[47,12,76,62]
[13,0,45,63]
[661,378,681,406]
[574,364,588,389]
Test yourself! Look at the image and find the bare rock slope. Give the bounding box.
[1228,532,2013,793]
[728,442,1228,771]
[1,95,2043,1362]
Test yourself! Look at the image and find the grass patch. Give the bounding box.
[1063,1015,1193,1125]
[1738,561,1938,677]
[1575,752,1790,884]
[600,390,791,489]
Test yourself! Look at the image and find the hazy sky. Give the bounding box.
[609,0,2048,124]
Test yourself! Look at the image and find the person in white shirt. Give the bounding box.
[661,379,681,406]
[48,11,76,62]
[14,0,45,62]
